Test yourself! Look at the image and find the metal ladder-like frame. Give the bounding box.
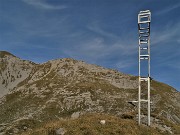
[138,10,151,126]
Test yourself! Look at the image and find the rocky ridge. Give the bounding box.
[0,51,35,98]
[0,51,180,134]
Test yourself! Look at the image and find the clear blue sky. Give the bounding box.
[0,0,180,90]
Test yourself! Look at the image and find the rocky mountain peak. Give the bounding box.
[0,51,179,135]
[0,51,35,98]
[0,51,16,58]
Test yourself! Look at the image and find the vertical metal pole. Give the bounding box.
[148,21,151,126]
[138,43,141,125]
[148,77,150,126]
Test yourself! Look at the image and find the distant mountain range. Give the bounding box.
[0,51,179,135]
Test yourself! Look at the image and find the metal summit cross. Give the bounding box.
[138,10,151,126]
[126,10,152,126]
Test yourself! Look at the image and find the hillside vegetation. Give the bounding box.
[21,113,173,135]
[0,51,180,135]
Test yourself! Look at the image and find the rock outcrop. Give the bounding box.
[0,51,179,134]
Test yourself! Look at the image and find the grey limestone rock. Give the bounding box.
[55,128,66,135]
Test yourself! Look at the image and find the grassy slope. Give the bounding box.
[1,78,180,134]
[21,113,167,135]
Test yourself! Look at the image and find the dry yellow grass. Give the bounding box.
[21,113,166,135]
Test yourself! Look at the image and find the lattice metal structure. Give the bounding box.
[138,10,151,126]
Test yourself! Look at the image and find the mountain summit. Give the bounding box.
[0,51,179,135]
[0,51,16,58]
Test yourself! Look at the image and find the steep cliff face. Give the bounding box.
[0,51,179,134]
[0,51,35,98]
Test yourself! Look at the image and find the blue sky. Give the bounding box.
[0,0,180,90]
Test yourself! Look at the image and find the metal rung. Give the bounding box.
[139,27,149,30]
[140,55,149,57]
[140,47,148,50]
[140,39,148,41]
[140,77,148,81]
[140,34,149,36]
[139,12,150,15]
[140,35,149,37]
[139,11,150,14]
[128,100,152,103]
[139,29,149,32]
[130,101,138,103]
[140,32,149,34]
[140,41,148,44]
[140,57,149,60]
[140,99,149,102]
[140,100,152,103]
[139,33,149,38]
[138,21,150,24]
[139,10,151,15]
[139,15,149,18]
